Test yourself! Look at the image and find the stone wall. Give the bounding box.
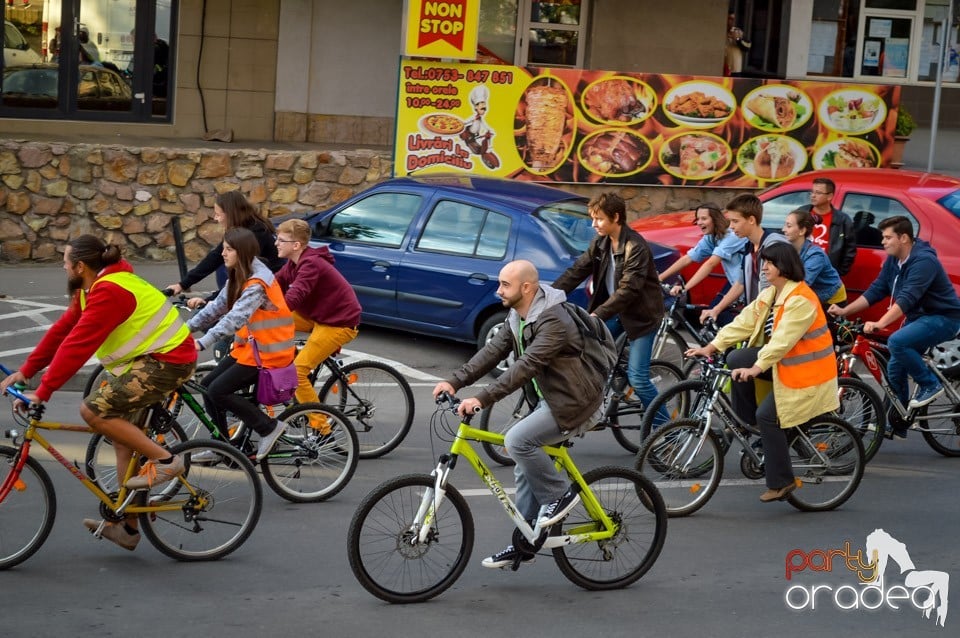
[0,141,394,262]
[0,139,750,263]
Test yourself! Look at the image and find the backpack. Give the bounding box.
[561,302,618,379]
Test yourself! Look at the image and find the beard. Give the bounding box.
[67,273,84,295]
[499,290,523,309]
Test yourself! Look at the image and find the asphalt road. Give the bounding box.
[1,262,958,638]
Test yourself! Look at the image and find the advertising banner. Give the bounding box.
[394,59,901,187]
[404,0,480,60]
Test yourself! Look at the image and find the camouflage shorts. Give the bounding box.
[83,357,196,420]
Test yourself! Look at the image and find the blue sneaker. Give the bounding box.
[908,384,945,410]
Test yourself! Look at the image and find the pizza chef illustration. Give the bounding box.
[461,84,500,170]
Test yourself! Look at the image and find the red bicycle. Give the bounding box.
[834,319,960,457]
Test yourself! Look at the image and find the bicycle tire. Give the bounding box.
[138,439,262,561]
[261,403,358,502]
[476,388,536,467]
[347,473,474,604]
[84,419,189,495]
[0,446,56,570]
[916,376,960,457]
[638,379,708,441]
[610,359,685,453]
[635,419,723,517]
[552,466,667,590]
[785,415,864,512]
[316,360,414,459]
[835,376,885,463]
[652,326,688,372]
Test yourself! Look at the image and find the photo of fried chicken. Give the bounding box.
[582,77,650,123]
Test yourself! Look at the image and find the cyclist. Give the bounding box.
[781,208,846,306]
[186,227,296,461]
[702,194,787,324]
[433,259,606,569]
[657,201,747,325]
[828,215,960,438]
[553,192,665,420]
[274,219,361,431]
[164,190,282,298]
[0,235,197,551]
[802,177,857,276]
[687,242,839,503]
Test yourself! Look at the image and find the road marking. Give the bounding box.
[339,348,443,382]
[0,325,53,338]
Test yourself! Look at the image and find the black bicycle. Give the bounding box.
[476,333,685,464]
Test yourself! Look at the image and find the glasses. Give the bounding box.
[276,238,299,244]
[810,190,832,196]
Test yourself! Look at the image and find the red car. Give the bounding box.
[631,168,960,324]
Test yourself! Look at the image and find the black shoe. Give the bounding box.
[481,544,536,569]
[537,486,581,528]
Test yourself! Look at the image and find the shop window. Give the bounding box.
[0,0,175,122]
[919,1,960,82]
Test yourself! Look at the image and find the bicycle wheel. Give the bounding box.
[477,388,535,467]
[347,473,474,604]
[138,439,262,561]
[635,419,723,517]
[785,415,864,513]
[639,379,707,441]
[261,403,358,502]
[84,418,188,495]
[552,466,667,590]
[316,360,414,459]
[611,360,685,453]
[835,376,884,463]
[651,325,686,370]
[0,446,56,570]
[916,377,960,457]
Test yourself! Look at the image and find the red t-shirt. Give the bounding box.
[811,210,831,251]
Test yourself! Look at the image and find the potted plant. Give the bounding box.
[890,105,916,168]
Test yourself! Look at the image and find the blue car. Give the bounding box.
[303,175,679,350]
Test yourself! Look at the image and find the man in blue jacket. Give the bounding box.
[829,216,960,438]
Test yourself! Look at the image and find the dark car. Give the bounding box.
[2,63,132,111]
[303,175,680,349]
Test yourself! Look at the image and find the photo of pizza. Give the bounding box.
[420,113,465,136]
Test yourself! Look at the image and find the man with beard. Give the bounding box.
[0,235,196,551]
[432,260,607,570]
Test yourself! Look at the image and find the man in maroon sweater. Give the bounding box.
[1,235,196,551]
[274,219,362,432]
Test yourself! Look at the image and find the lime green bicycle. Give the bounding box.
[346,392,668,603]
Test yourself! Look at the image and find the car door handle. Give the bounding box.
[467,273,489,285]
[371,260,391,273]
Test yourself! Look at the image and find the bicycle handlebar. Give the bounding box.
[435,391,481,414]
[3,384,32,405]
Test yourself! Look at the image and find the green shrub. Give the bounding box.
[895,105,917,137]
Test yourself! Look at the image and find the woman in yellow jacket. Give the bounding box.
[687,242,839,503]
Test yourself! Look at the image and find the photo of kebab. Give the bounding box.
[515,78,573,172]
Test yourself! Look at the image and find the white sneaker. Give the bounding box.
[255,420,287,461]
[190,449,220,465]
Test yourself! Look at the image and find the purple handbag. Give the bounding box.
[249,336,298,405]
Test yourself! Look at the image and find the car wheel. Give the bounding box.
[477,311,513,378]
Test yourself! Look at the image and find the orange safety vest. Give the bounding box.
[773,282,836,389]
[231,277,295,368]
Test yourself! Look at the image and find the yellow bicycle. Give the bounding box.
[347,392,668,603]
[0,380,262,569]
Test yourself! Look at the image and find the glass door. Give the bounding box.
[517,0,589,68]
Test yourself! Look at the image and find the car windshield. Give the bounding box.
[938,189,960,218]
[535,200,594,254]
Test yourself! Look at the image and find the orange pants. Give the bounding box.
[293,312,358,431]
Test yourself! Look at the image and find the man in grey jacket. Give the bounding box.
[433,260,606,570]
